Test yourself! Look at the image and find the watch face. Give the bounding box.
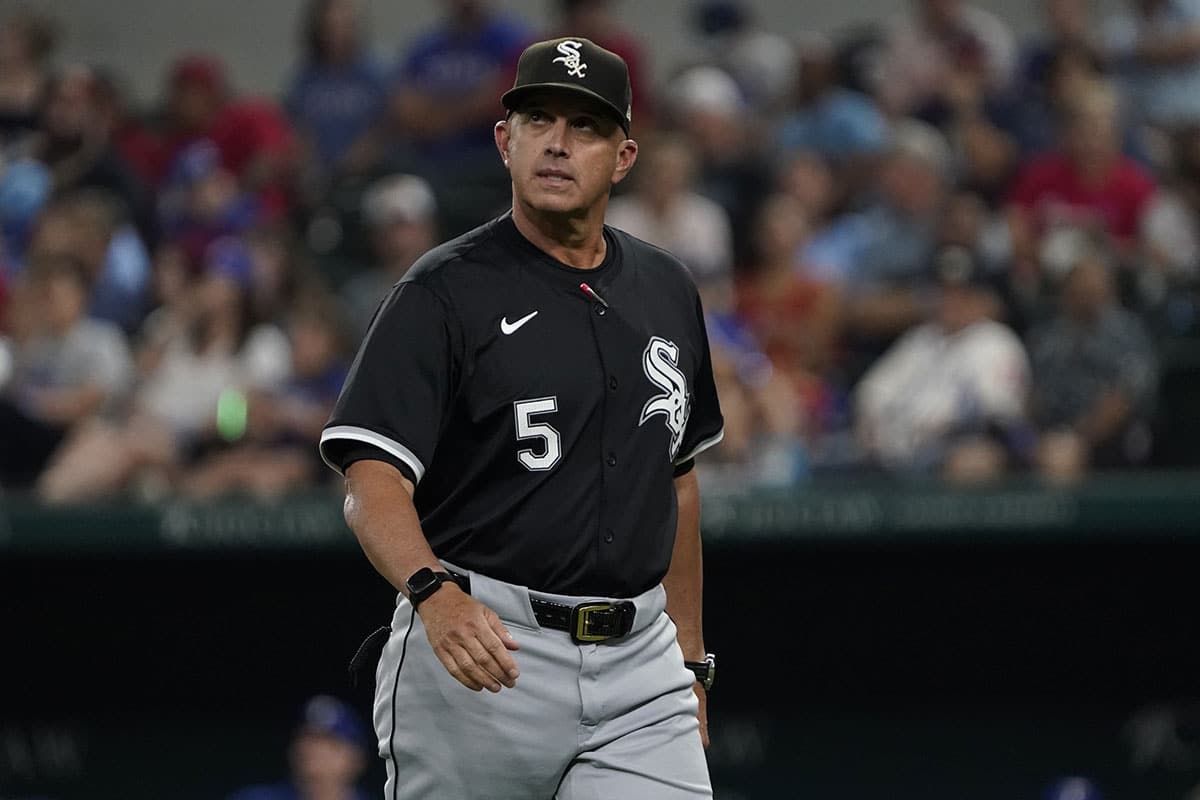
[408,568,439,596]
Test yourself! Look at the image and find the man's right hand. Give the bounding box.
[417,585,521,693]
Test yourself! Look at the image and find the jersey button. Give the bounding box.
[604,530,615,543]
[594,303,607,316]
[609,376,618,390]
[606,453,617,467]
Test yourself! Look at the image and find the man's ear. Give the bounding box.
[611,138,638,186]
[494,119,512,168]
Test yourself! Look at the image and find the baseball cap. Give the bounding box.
[171,53,226,93]
[203,236,254,290]
[362,174,436,226]
[502,37,632,134]
[297,695,369,752]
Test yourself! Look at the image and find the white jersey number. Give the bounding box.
[514,397,562,471]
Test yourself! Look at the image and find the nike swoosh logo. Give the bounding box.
[500,310,539,335]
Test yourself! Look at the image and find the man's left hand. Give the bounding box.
[694,684,709,749]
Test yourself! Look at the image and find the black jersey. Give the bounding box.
[320,213,723,597]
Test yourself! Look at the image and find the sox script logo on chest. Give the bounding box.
[639,336,691,460]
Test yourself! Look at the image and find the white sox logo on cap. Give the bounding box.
[552,40,588,78]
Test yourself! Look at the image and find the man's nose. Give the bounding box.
[543,119,570,157]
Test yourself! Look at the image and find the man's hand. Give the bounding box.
[418,585,521,693]
[694,684,709,749]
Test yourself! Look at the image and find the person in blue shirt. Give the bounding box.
[227,695,370,800]
[390,0,529,161]
[774,34,889,168]
[285,0,389,175]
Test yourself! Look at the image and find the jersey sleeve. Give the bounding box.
[319,281,460,482]
[675,295,725,468]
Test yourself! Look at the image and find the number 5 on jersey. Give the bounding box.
[514,397,561,471]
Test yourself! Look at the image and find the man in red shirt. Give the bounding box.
[160,54,295,221]
[1007,80,1156,277]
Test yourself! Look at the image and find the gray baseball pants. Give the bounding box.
[372,563,712,799]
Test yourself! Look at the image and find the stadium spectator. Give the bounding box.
[0,154,52,266]
[1104,0,1200,130]
[736,193,842,432]
[24,65,157,245]
[1020,0,1097,91]
[1141,126,1200,287]
[160,54,295,220]
[606,134,734,310]
[389,0,528,162]
[158,140,260,270]
[774,33,889,174]
[0,8,56,144]
[1028,246,1158,480]
[809,120,951,343]
[286,0,389,176]
[669,64,772,264]
[92,69,167,190]
[855,245,1030,481]
[0,255,132,489]
[989,43,1126,163]
[340,173,437,337]
[38,237,290,502]
[1007,81,1157,284]
[28,190,152,333]
[877,0,1017,118]
[181,291,349,499]
[226,695,369,800]
[691,0,797,114]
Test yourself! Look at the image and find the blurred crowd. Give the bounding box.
[0,0,1197,501]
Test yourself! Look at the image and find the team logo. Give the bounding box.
[552,40,588,78]
[639,337,690,460]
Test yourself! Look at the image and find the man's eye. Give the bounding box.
[528,110,545,122]
[574,118,597,131]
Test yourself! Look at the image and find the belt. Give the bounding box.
[448,571,636,644]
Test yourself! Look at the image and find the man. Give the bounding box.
[855,245,1030,481]
[1028,245,1157,481]
[320,38,722,799]
[226,695,370,800]
[0,255,132,489]
[390,0,529,162]
[340,173,438,338]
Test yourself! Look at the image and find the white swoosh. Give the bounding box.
[500,310,539,335]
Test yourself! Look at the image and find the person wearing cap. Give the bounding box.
[161,54,295,221]
[322,36,721,799]
[226,695,369,800]
[340,174,438,339]
[855,244,1031,481]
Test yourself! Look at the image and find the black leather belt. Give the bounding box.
[448,572,636,644]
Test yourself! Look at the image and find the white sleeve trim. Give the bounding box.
[319,425,426,483]
[674,427,724,466]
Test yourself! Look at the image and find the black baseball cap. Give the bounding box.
[502,37,633,135]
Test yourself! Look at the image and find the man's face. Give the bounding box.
[495,92,637,217]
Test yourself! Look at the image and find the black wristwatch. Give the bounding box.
[405,568,456,611]
[685,653,716,692]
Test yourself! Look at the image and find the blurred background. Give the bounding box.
[1,0,1199,797]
